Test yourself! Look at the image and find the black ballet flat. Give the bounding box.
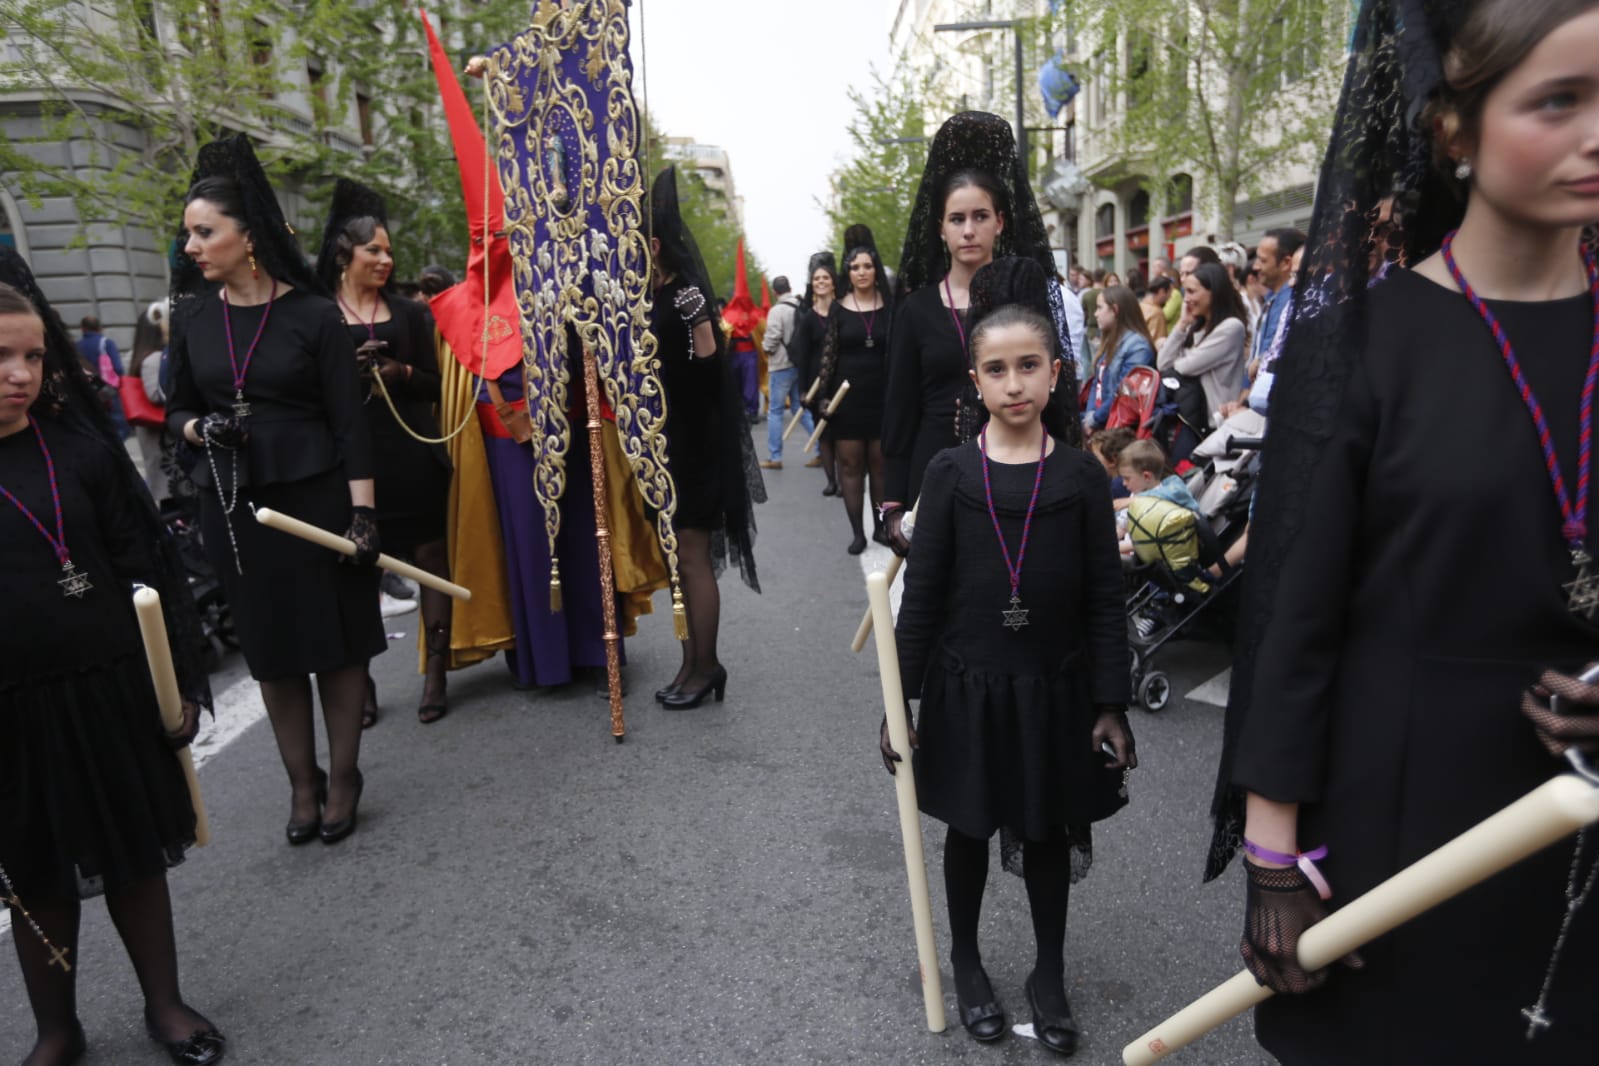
[284,768,327,846]
[319,770,364,845]
[822,483,840,497]
[653,681,683,703]
[955,964,1006,1043]
[1025,971,1078,1056]
[660,667,727,709]
[145,1011,226,1066]
[847,532,868,555]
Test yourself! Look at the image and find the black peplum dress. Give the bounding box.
[895,442,1130,847]
[341,294,451,556]
[1229,267,1599,1062]
[883,285,969,505]
[819,302,889,442]
[166,287,385,682]
[0,421,193,900]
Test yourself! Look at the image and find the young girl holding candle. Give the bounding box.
[0,254,225,1065]
[882,303,1136,1054]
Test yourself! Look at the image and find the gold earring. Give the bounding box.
[249,253,258,279]
[340,268,347,285]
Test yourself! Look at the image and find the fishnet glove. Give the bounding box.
[341,505,381,568]
[1521,666,1599,757]
[1241,861,1363,994]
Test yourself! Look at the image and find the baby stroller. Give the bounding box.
[1103,364,1162,439]
[1123,426,1261,710]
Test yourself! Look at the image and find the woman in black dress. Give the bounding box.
[884,304,1133,1054]
[318,179,454,726]
[0,255,225,1065]
[795,253,841,496]
[648,167,763,709]
[815,230,891,553]
[880,112,1079,555]
[166,135,382,846]
[1211,2,1599,1061]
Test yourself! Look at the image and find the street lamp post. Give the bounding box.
[933,18,1026,172]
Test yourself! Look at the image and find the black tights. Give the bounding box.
[668,527,721,691]
[260,662,367,827]
[944,826,1073,1008]
[835,438,884,546]
[819,440,839,492]
[413,539,453,707]
[10,874,212,1065]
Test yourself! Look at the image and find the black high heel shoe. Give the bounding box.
[320,770,364,844]
[954,962,1006,1043]
[847,531,868,555]
[660,666,727,709]
[145,1009,226,1066]
[1025,970,1078,1056]
[654,680,684,703]
[285,768,327,846]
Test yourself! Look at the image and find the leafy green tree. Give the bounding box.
[824,68,943,273]
[0,0,529,272]
[1059,0,1342,240]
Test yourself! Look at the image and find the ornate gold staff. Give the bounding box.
[1122,772,1599,1064]
[782,377,822,442]
[582,345,626,742]
[252,507,473,600]
[132,587,210,847]
[866,570,947,1033]
[803,380,850,455]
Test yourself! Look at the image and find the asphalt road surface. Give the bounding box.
[2,428,1272,1065]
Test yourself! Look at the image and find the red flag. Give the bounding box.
[421,8,522,377]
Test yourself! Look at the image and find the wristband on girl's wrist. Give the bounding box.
[1243,838,1333,900]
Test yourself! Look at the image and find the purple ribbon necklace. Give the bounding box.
[223,278,278,418]
[979,424,1048,631]
[1442,230,1599,619]
[0,421,93,598]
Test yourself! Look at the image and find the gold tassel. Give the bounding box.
[671,582,688,640]
[549,561,563,613]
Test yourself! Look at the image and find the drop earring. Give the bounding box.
[249,253,259,279]
[1454,160,1472,181]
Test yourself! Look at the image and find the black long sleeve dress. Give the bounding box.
[341,293,451,555]
[166,287,384,681]
[1228,267,1599,1062]
[883,285,969,505]
[895,442,1130,847]
[0,420,193,900]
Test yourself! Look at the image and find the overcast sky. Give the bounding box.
[628,0,891,282]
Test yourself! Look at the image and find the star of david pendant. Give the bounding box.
[58,560,92,599]
[1002,594,1030,632]
[1565,550,1599,620]
[231,391,252,419]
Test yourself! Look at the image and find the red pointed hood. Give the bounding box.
[722,239,760,337]
[421,8,522,377]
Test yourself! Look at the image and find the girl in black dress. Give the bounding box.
[318,179,454,726]
[1211,1,1599,1061]
[0,258,225,1065]
[648,167,763,710]
[795,253,841,496]
[881,112,1080,555]
[816,231,891,553]
[883,303,1135,1055]
[166,135,382,846]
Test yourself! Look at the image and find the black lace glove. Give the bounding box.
[879,710,918,775]
[341,505,381,568]
[1241,861,1363,993]
[1521,666,1599,757]
[882,507,910,558]
[1092,707,1138,769]
[199,411,248,449]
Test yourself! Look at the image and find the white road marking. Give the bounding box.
[1,674,267,939]
[1187,666,1232,707]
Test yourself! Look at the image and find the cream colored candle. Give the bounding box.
[783,378,823,442]
[253,507,473,601]
[132,587,210,847]
[851,506,917,653]
[802,380,851,455]
[867,571,947,1033]
[1122,773,1599,1064]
